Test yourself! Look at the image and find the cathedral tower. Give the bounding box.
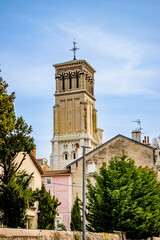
[50,58,103,170]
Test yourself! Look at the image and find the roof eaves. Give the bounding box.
[42,169,71,176]
[29,153,44,175]
[53,59,85,66]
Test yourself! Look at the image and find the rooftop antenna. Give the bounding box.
[70,40,79,60]
[132,119,142,131]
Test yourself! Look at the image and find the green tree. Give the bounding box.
[70,196,82,231]
[0,77,35,227]
[87,152,160,239]
[37,184,60,229]
[0,172,35,227]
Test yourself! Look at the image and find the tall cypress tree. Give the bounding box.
[37,184,60,229]
[0,77,35,227]
[70,196,82,231]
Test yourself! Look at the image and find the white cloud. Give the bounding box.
[95,68,156,96]
[59,22,159,96]
[59,23,141,67]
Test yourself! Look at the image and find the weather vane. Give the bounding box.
[70,40,79,60]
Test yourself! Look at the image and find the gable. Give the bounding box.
[67,134,157,170]
[15,152,43,190]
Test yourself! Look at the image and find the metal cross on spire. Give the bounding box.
[70,40,79,60]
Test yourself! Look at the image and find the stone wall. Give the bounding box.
[71,135,158,201]
[0,228,120,240]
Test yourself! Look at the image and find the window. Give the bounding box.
[88,164,96,174]
[73,152,76,159]
[76,73,79,88]
[55,216,62,230]
[63,152,68,160]
[62,75,65,90]
[46,178,52,185]
[65,153,68,160]
[69,74,72,89]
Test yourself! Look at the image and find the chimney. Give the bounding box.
[143,136,150,146]
[32,145,36,158]
[132,130,141,142]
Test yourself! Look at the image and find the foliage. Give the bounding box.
[37,184,60,229]
[87,151,160,239]
[0,77,35,227]
[152,135,160,149]
[0,172,35,227]
[57,223,67,231]
[74,233,80,240]
[70,196,82,231]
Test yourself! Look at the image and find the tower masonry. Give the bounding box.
[50,59,103,170]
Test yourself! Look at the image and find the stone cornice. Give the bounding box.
[54,89,96,101]
[53,59,96,74]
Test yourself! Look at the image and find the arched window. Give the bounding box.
[76,73,79,88]
[71,151,76,160]
[63,152,68,160]
[69,74,72,89]
[62,75,65,90]
[65,153,68,160]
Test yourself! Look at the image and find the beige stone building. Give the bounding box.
[49,57,160,209]
[15,151,43,229]
[66,133,159,203]
[50,60,103,170]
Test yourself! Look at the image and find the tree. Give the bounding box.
[37,184,60,229]
[70,196,82,231]
[0,77,35,227]
[0,172,35,227]
[87,152,160,239]
[57,223,67,231]
[152,135,160,150]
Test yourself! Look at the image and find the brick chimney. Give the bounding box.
[32,145,36,158]
[143,136,150,146]
[132,130,141,142]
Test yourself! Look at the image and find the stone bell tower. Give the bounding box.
[50,43,103,170]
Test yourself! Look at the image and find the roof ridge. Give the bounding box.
[66,134,156,168]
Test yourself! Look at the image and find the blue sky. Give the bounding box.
[1,0,160,162]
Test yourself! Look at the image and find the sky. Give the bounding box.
[1,0,160,162]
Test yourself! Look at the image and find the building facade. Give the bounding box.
[16,152,43,229]
[42,170,71,230]
[66,134,159,204]
[50,60,103,170]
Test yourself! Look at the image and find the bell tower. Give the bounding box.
[50,44,103,170]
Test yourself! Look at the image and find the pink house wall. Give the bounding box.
[42,174,71,230]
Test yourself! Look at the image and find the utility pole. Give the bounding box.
[82,146,90,240]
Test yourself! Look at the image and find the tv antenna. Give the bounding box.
[132,119,142,131]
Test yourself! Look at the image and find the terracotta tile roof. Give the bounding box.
[43,169,71,176]
[29,152,44,175]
